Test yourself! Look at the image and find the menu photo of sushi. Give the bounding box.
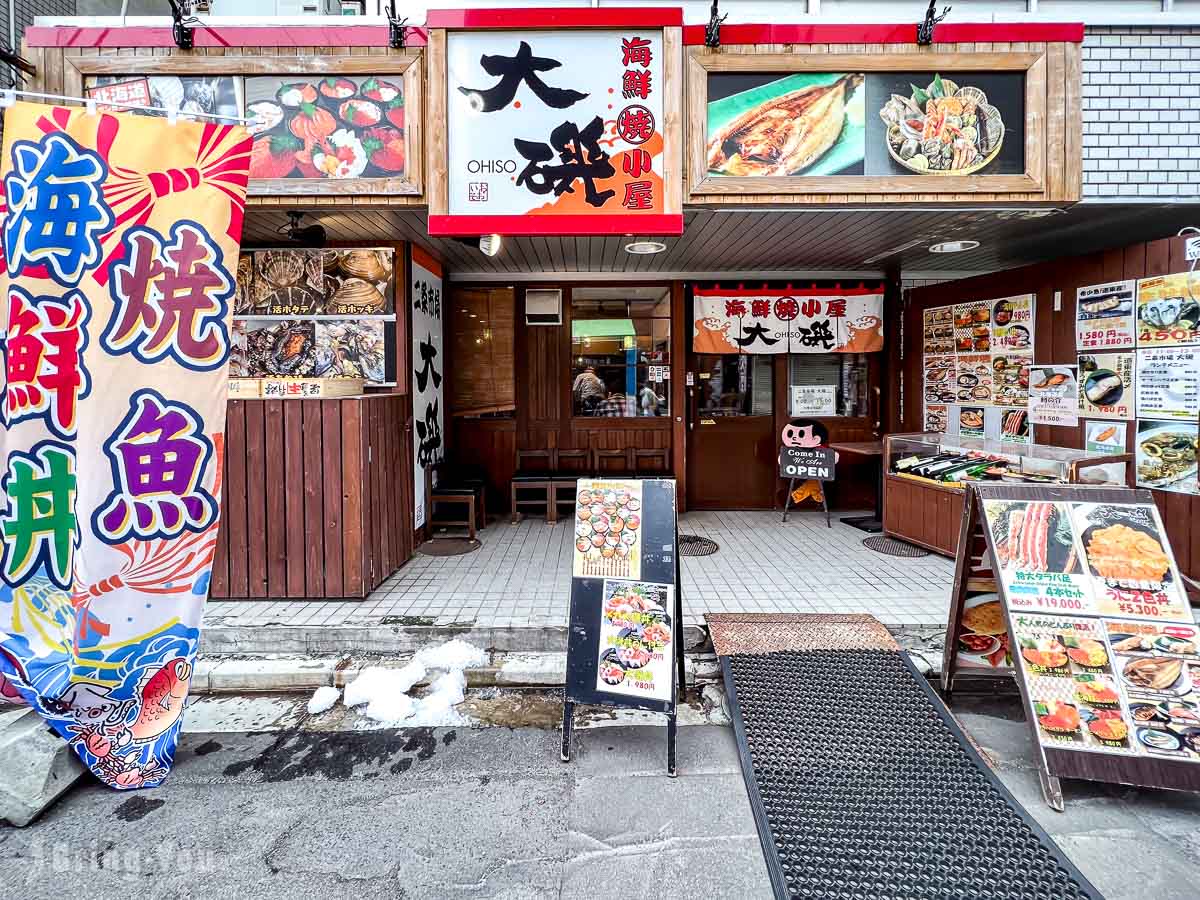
[573,481,644,580]
[1069,502,1190,621]
[595,579,674,703]
[983,500,1091,613]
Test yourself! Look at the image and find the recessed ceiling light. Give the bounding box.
[929,240,980,254]
[625,240,666,255]
[479,234,503,257]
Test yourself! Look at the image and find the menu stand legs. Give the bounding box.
[560,700,574,762]
[1038,768,1065,812]
[781,477,796,523]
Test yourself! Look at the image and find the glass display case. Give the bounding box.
[885,432,1130,488]
[882,432,1132,556]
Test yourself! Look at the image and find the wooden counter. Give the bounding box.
[882,473,965,557]
[210,394,414,600]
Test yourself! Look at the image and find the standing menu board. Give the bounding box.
[562,478,685,774]
[947,483,1200,809]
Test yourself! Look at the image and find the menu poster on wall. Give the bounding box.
[959,406,985,440]
[956,354,993,405]
[595,580,675,702]
[991,294,1035,352]
[573,480,645,579]
[923,305,955,354]
[996,408,1031,446]
[1136,419,1199,496]
[1070,501,1191,621]
[1136,273,1200,347]
[1077,280,1137,350]
[953,301,993,353]
[1078,352,1135,420]
[925,404,949,433]
[412,249,445,530]
[992,352,1032,408]
[1135,346,1200,420]
[1028,365,1079,426]
[1085,420,1127,455]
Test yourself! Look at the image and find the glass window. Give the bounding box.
[696,355,773,417]
[571,287,670,418]
[787,353,870,417]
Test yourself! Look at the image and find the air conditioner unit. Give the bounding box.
[525,288,562,325]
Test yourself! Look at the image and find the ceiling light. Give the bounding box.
[479,234,502,257]
[929,240,980,254]
[625,241,666,255]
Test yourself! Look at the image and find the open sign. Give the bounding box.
[780,446,836,481]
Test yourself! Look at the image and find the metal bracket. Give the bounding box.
[917,0,951,46]
[168,0,197,51]
[704,0,728,49]
[387,1,409,51]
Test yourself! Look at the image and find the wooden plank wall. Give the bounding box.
[22,42,424,209]
[902,235,1200,584]
[211,395,413,599]
[687,40,1081,205]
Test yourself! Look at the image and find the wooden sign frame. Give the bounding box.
[947,482,1200,810]
[560,478,687,776]
[687,46,1077,202]
[67,54,424,198]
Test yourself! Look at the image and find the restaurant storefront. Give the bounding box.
[20,8,1200,594]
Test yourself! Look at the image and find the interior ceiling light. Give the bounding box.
[479,234,503,257]
[929,240,980,254]
[625,241,666,255]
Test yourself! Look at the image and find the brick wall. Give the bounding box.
[0,0,75,57]
[1083,26,1200,199]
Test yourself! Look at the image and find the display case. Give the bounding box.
[882,432,1132,556]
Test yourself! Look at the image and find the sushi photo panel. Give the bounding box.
[573,481,645,580]
[595,580,674,703]
[245,74,408,182]
[1068,502,1191,621]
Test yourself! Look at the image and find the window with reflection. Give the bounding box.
[571,287,671,418]
[788,353,871,417]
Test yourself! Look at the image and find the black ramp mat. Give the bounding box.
[723,649,1101,900]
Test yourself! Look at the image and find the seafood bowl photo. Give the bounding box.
[245,74,407,182]
[878,75,1005,175]
[706,73,866,177]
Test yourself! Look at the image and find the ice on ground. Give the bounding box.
[407,670,469,726]
[343,661,426,708]
[306,686,341,715]
[416,639,488,671]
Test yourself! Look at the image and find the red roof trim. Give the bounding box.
[681,22,1084,45]
[428,214,684,237]
[427,8,684,29]
[694,286,883,297]
[24,24,428,48]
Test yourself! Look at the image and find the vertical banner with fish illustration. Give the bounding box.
[411,247,444,529]
[0,102,250,789]
[692,287,884,355]
[436,27,681,236]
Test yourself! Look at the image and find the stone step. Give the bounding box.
[0,708,86,827]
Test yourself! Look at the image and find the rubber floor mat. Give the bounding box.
[723,649,1100,900]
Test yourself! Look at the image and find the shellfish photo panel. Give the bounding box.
[706,71,1025,178]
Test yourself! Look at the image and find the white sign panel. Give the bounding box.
[444,30,671,229]
[790,385,838,417]
[1028,365,1079,426]
[1076,280,1137,350]
[1135,346,1200,421]
[412,252,445,529]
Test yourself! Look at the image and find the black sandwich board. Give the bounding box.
[561,477,686,775]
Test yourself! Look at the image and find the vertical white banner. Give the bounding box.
[411,249,445,529]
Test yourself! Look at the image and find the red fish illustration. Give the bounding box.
[131,659,191,742]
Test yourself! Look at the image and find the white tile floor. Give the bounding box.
[203,510,957,631]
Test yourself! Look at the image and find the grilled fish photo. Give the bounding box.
[707,73,864,177]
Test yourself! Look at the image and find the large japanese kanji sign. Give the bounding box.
[0,102,250,790]
[692,287,885,354]
[432,27,682,236]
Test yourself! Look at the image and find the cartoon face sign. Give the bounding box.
[781,420,829,448]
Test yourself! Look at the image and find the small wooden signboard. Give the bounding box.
[561,478,687,775]
[780,447,835,526]
[945,482,1200,809]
